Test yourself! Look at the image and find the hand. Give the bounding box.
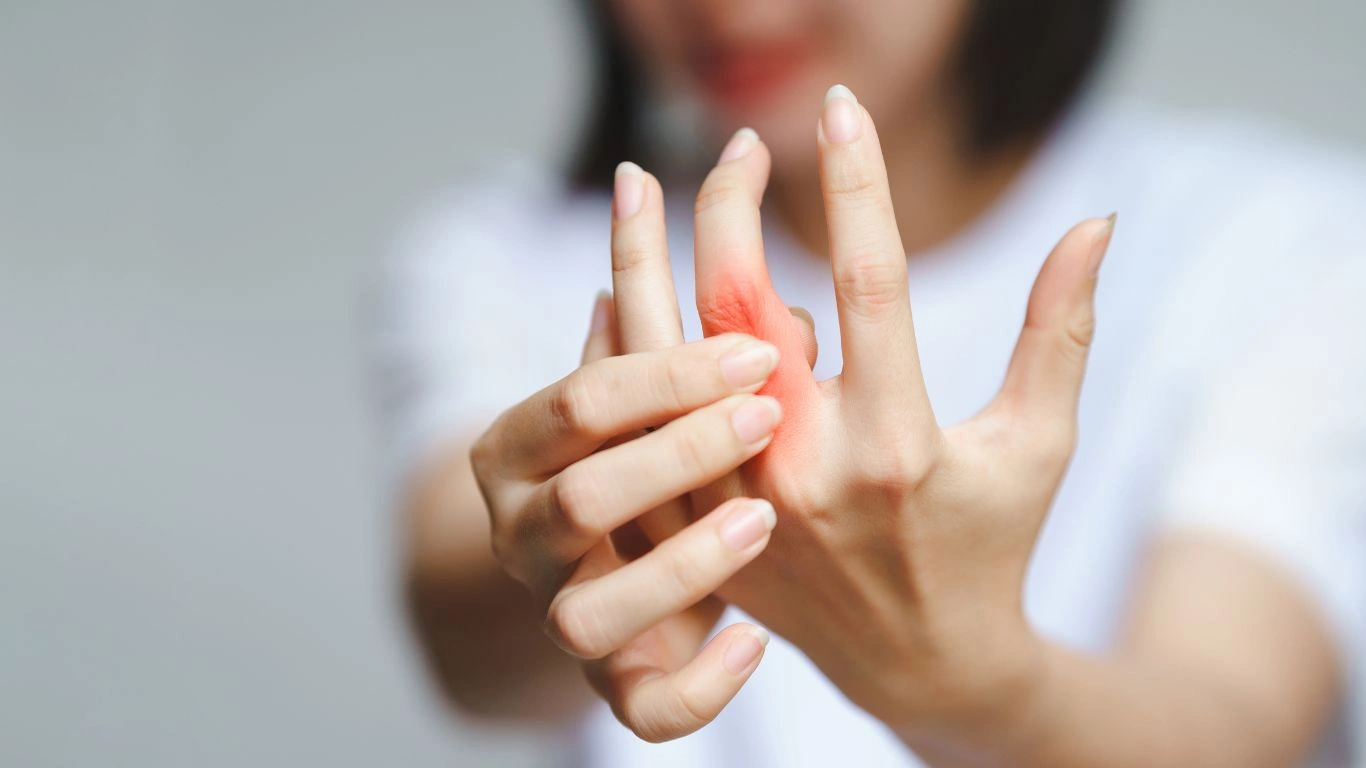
[469,289,793,741]
[614,86,1116,739]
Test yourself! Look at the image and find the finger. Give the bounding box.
[592,623,770,742]
[995,215,1115,429]
[545,497,775,659]
[818,84,931,426]
[531,394,782,563]
[694,128,773,325]
[612,162,686,352]
[499,333,779,475]
[693,128,819,435]
[788,306,818,370]
[610,163,694,543]
[581,290,619,364]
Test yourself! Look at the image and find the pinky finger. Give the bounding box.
[610,623,770,743]
[581,291,619,364]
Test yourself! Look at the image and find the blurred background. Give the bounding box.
[2,1,1363,766]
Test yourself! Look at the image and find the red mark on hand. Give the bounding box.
[698,265,817,465]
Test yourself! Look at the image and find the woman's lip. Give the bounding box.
[692,42,813,108]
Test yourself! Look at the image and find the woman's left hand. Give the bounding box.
[609,86,1116,741]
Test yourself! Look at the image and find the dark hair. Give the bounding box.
[571,0,1122,188]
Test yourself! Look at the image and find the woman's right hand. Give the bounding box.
[469,295,784,740]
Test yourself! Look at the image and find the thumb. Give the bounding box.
[996,214,1115,425]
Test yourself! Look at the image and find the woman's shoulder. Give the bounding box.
[387,161,612,276]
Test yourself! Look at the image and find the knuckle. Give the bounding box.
[834,258,906,316]
[487,518,537,587]
[669,421,716,478]
[854,441,937,488]
[693,248,763,329]
[674,676,720,730]
[612,241,653,274]
[622,698,695,744]
[656,541,707,602]
[1036,424,1078,469]
[468,432,495,480]
[551,467,605,538]
[633,726,670,744]
[623,711,668,744]
[544,592,609,659]
[651,353,693,413]
[693,174,748,217]
[826,166,882,204]
[696,278,759,336]
[487,525,514,569]
[783,479,835,523]
[1063,310,1097,352]
[551,370,603,438]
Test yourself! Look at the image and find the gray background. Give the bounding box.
[2,1,1363,766]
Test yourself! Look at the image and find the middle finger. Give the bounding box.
[818,85,932,430]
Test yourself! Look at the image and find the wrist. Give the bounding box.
[889,615,1051,756]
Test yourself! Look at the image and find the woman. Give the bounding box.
[377,1,1366,765]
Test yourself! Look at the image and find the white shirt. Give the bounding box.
[374,105,1366,767]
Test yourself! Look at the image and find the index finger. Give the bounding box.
[488,333,779,476]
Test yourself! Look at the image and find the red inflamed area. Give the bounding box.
[697,263,820,466]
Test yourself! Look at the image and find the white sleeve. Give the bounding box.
[1155,211,1366,687]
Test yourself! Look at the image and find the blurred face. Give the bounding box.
[607,0,970,168]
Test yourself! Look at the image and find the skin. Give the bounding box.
[402,0,1341,762]
[607,0,1026,256]
[574,97,1340,760]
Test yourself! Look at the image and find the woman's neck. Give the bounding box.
[768,101,1037,260]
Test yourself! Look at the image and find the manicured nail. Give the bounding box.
[719,499,777,552]
[722,626,770,674]
[590,290,611,334]
[719,127,759,163]
[1089,212,1117,277]
[719,341,780,389]
[614,161,644,219]
[821,84,862,144]
[731,396,781,444]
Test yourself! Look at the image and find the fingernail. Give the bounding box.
[722,626,770,674]
[731,396,781,445]
[614,161,644,219]
[719,341,780,389]
[719,499,777,552]
[1089,212,1117,277]
[590,290,611,334]
[821,84,862,144]
[718,127,759,163]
